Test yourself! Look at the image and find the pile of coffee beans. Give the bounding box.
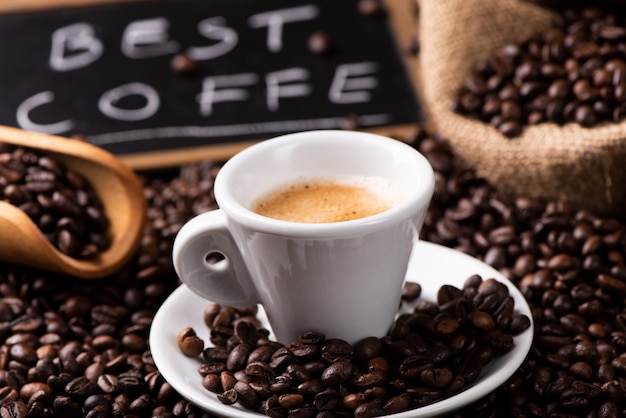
[414,125,626,417]
[3,125,626,417]
[452,7,626,137]
[181,276,530,417]
[0,161,221,418]
[0,142,110,259]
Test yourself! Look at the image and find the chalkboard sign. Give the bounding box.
[0,0,422,169]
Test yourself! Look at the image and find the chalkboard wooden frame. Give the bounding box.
[0,0,421,170]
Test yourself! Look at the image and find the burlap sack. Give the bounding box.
[418,0,626,216]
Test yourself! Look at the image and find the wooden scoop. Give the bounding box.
[0,126,146,279]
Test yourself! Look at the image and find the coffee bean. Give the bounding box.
[9,343,37,365]
[337,113,360,131]
[65,376,99,397]
[278,393,304,410]
[421,367,453,389]
[308,31,334,55]
[313,388,341,411]
[234,381,258,409]
[342,392,367,410]
[320,339,353,363]
[118,372,147,397]
[200,373,220,394]
[266,347,292,371]
[354,400,384,418]
[176,327,204,357]
[96,374,118,393]
[226,343,251,372]
[437,284,463,305]
[294,379,323,400]
[245,361,275,382]
[0,401,28,418]
[357,0,386,18]
[354,337,383,361]
[234,320,259,347]
[216,371,235,392]
[170,53,200,75]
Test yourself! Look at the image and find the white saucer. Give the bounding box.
[150,241,533,418]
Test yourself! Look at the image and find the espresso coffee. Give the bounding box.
[251,175,404,223]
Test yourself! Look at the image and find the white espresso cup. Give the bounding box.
[172,130,435,345]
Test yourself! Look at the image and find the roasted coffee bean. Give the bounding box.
[245,361,276,381]
[96,374,118,393]
[233,320,258,347]
[354,337,383,361]
[269,347,294,370]
[0,387,18,404]
[170,53,200,75]
[117,372,147,396]
[357,0,386,17]
[278,393,304,409]
[9,343,37,365]
[201,373,220,393]
[304,360,327,376]
[402,281,422,301]
[320,339,353,363]
[176,327,204,357]
[296,378,325,399]
[354,400,385,418]
[0,401,28,418]
[399,354,433,381]
[227,343,252,372]
[437,284,463,305]
[383,392,411,414]
[320,361,355,386]
[286,364,311,383]
[219,371,237,392]
[509,313,532,335]
[469,310,496,330]
[352,368,385,388]
[53,396,82,416]
[428,313,459,335]
[308,31,334,55]
[259,395,285,418]
[233,381,258,409]
[313,388,341,411]
[247,345,276,364]
[19,382,51,401]
[202,304,221,328]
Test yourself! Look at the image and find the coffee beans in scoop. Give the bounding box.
[180,278,530,417]
[0,142,111,259]
[452,7,626,137]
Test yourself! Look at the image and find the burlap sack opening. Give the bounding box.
[418,0,626,216]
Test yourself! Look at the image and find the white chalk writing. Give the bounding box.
[122,18,180,59]
[49,23,103,72]
[248,5,319,52]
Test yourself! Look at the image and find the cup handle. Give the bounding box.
[172,209,259,306]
